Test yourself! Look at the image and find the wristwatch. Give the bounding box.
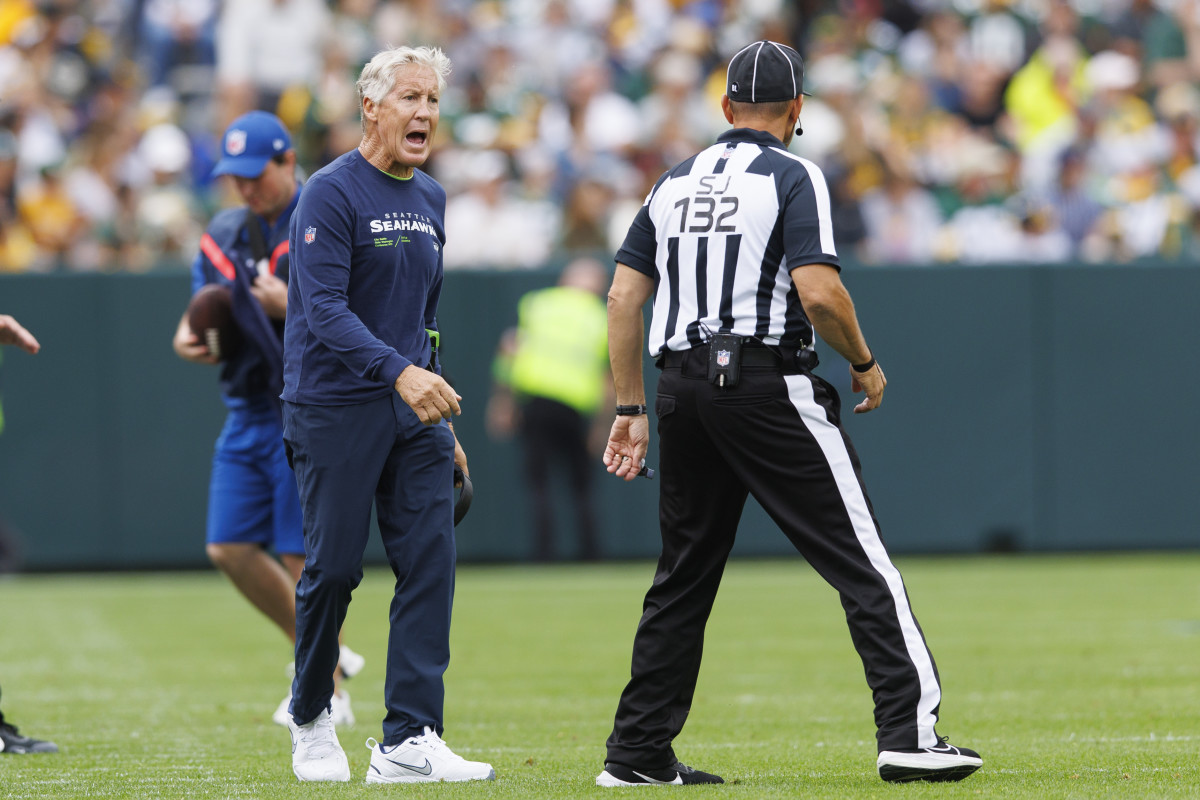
[615,404,648,416]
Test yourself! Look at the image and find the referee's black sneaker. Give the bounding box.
[596,761,724,786]
[0,720,58,754]
[877,737,981,783]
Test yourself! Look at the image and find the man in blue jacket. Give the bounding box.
[173,111,358,729]
[280,45,493,784]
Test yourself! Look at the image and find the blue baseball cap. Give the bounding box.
[211,111,292,178]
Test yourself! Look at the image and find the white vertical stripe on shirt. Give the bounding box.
[767,256,793,345]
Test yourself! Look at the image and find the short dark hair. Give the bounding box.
[270,152,289,165]
[729,99,793,119]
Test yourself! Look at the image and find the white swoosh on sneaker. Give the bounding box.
[632,770,683,785]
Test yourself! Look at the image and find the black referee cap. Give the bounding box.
[726,40,811,103]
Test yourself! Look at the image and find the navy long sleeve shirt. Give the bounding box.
[283,149,446,405]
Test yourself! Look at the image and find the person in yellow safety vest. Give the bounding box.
[486,258,612,561]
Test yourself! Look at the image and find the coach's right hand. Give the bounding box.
[395,364,462,425]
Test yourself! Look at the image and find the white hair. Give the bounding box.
[356,45,451,120]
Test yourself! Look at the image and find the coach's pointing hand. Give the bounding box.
[850,361,886,414]
[395,364,462,425]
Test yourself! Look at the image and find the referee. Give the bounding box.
[596,41,982,787]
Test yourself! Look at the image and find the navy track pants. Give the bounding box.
[283,393,456,745]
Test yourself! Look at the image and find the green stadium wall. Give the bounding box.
[0,264,1196,570]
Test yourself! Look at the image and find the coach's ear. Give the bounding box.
[362,95,378,126]
[721,94,734,124]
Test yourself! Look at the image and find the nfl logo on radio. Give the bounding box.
[304,226,317,244]
[716,350,730,366]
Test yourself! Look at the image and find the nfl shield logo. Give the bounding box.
[716,350,730,366]
[225,129,247,156]
[304,226,316,244]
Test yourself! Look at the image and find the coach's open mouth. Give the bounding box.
[406,131,427,145]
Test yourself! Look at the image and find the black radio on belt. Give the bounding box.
[707,333,743,388]
[790,345,819,372]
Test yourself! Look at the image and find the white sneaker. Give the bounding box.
[330,689,355,727]
[364,727,495,783]
[272,693,292,727]
[339,645,365,680]
[288,709,350,782]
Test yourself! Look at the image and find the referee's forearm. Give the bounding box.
[607,265,653,405]
[805,292,873,367]
[607,302,646,408]
[792,265,872,366]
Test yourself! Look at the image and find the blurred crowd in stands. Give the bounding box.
[3,0,1200,272]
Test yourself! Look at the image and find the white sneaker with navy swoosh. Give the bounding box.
[364,727,495,783]
[877,736,982,783]
[288,709,350,782]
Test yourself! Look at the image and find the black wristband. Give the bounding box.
[851,356,876,373]
[615,404,648,416]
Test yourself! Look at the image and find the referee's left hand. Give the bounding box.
[603,415,649,482]
[850,362,886,414]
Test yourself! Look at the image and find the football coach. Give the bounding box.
[279,45,493,785]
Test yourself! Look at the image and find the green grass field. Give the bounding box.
[1,554,1198,798]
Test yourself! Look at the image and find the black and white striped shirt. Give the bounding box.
[616,128,839,358]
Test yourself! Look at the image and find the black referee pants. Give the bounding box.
[605,349,943,770]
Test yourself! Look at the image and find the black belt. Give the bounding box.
[656,340,782,369]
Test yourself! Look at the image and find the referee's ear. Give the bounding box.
[721,95,735,124]
[788,95,804,130]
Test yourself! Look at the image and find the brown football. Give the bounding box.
[186,284,242,361]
